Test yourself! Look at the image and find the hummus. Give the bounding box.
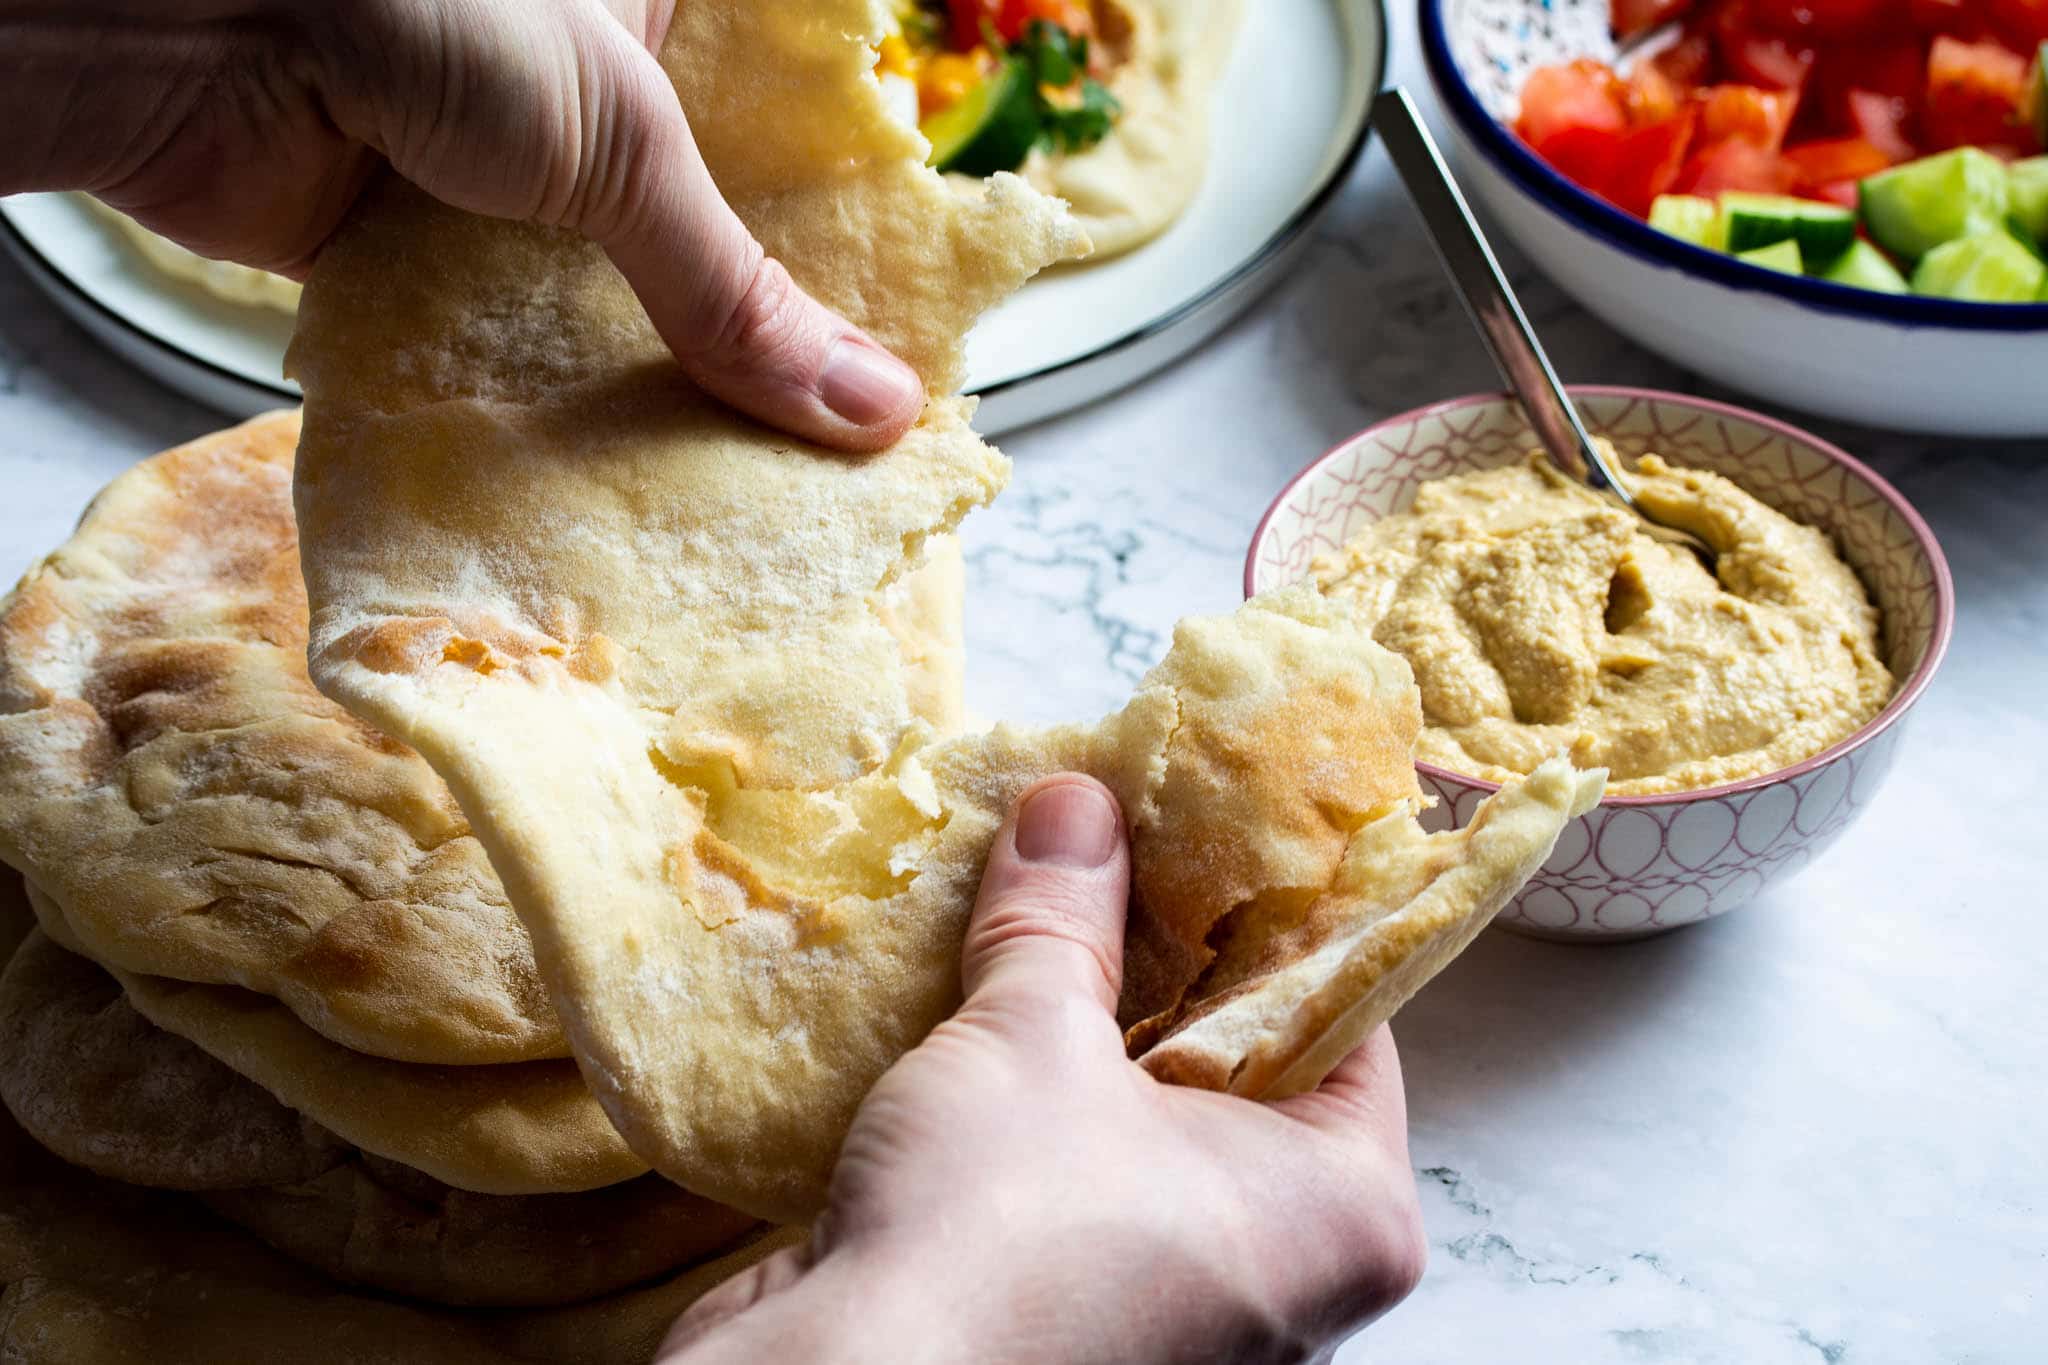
[1311,454,1895,796]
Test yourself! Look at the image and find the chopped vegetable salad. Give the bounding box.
[1513,0,2048,300]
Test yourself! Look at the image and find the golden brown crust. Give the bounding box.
[1119,597,1425,1028]
[0,413,567,1067]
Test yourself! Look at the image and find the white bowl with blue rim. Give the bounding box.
[1420,0,2048,437]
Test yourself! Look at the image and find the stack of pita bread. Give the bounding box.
[0,2,1602,1357]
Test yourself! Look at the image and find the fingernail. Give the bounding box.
[819,338,921,427]
[1014,782,1119,869]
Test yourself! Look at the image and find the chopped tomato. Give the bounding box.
[1804,39,1926,135]
[1614,0,1697,39]
[1652,29,1718,85]
[1517,58,1709,213]
[1785,134,1896,188]
[1674,136,1799,192]
[1989,0,2048,46]
[1624,64,1689,124]
[946,0,1092,50]
[1846,88,1919,159]
[1531,124,1631,196]
[1516,59,1629,151]
[1608,107,1702,212]
[1714,0,1819,87]
[1697,83,1801,148]
[1923,34,2031,149]
[1809,178,1866,205]
[1910,0,1994,37]
[1753,0,1898,40]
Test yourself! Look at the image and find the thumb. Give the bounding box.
[589,50,925,452]
[960,777,1131,1018]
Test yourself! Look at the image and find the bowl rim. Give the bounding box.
[1245,384,1957,809]
[1417,0,2048,334]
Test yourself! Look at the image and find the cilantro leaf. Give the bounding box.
[1042,78,1121,154]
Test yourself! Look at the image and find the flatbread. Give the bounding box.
[28,880,645,1197]
[1130,757,1606,1095]
[205,1156,758,1309]
[0,409,961,1072]
[0,1099,802,1364]
[0,932,758,1307]
[0,412,560,1067]
[0,411,968,1070]
[1020,0,1248,260]
[0,874,33,970]
[288,0,1601,1223]
[0,930,350,1190]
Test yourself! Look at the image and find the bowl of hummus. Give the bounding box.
[1249,388,1953,940]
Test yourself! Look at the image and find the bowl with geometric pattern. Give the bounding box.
[1247,388,1953,940]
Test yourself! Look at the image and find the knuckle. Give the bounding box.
[968,886,1121,989]
[701,253,813,370]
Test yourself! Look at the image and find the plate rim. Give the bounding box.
[0,0,1390,417]
[0,205,300,403]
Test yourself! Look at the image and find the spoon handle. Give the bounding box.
[1369,88,1629,500]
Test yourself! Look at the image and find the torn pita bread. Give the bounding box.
[204,1157,758,1309]
[28,883,644,1197]
[0,411,967,1069]
[0,929,350,1190]
[0,873,32,970]
[0,412,560,1067]
[0,930,758,1308]
[288,0,1602,1223]
[0,1097,802,1364]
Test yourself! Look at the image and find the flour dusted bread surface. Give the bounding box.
[0,412,563,1067]
[288,0,1600,1225]
[111,963,649,1197]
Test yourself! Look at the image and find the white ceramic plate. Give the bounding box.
[0,0,1385,435]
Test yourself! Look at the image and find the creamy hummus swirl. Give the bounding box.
[1312,454,1895,796]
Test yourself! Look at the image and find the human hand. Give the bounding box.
[661,776,1428,1365]
[0,0,922,451]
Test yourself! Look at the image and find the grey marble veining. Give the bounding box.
[1,12,2041,1359]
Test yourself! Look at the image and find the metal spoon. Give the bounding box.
[1369,87,1718,569]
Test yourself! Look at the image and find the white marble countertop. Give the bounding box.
[2,15,2040,1361]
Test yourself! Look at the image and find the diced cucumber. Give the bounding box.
[1858,148,2011,261]
[1910,231,2047,302]
[1735,239,1804,274]
[1648,194,1724,250]
[1818,239,1909,294]
[1719,192,1856,264]
[922,57,1039,176]
[2009,156,2048,245]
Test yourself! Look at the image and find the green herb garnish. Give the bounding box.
[1016,21,1122,155]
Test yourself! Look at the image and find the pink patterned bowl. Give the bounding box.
[1247,388,1954,941]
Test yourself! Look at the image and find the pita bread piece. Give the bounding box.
[0,412,564,1067]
